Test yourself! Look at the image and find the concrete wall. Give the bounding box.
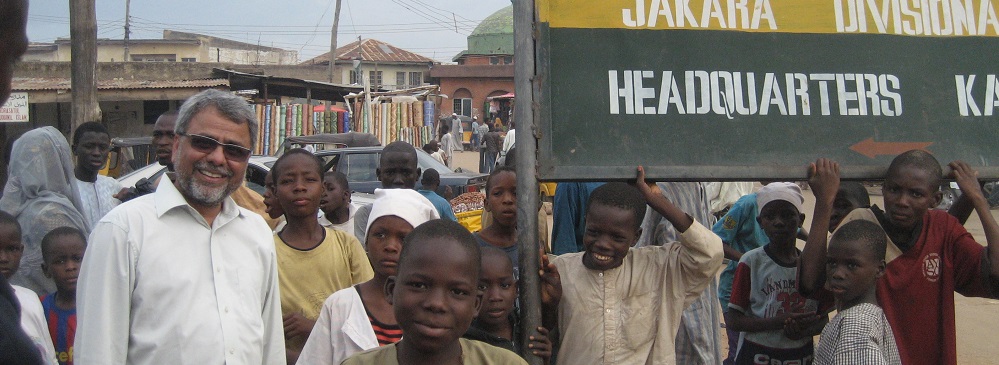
[55,43,204,63]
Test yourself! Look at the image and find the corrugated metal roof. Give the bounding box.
[12,78,229,91]
[301,38,434,65]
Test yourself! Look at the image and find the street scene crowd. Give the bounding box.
[4,1,999,365]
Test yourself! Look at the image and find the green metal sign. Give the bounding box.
[536,0,999,180]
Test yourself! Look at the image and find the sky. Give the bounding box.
[26,0,512,63]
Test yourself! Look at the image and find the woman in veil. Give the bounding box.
[0,127,88,295]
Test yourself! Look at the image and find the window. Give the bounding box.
[504,56,513,64]
[131,54,177,62]
[452,98,472,117]
[409,72,422,88]
[368,71,383,89]
[342,153,379,183]
[181,57,196,62]
[143,100,171,125]
[396,72,406,89]
[490,56,499,65]
[349,70,361,84]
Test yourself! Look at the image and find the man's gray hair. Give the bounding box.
[175,89,258,149]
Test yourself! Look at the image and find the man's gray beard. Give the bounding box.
[176,165,241,207]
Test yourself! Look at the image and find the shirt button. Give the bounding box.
[598,272,603,277]
[224,306,230,313]
[229,349,235,355]
[216,267,221,273]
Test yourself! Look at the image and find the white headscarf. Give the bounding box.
[0,127,88,294]
[365,188,440,239]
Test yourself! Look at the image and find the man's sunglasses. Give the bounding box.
[179,133,252,162]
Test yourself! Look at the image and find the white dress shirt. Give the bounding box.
[75,179,285,365]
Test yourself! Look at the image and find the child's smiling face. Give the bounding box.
[582,203,640,271]
[388,237,481,353]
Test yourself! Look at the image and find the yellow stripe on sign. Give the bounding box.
[537,0,999,37]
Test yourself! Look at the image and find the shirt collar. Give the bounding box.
[153,178,243,224]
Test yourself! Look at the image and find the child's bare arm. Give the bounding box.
[634,166,693,232]
[725,308,812,334]
[799,159,839,297]
[949,161,999,282]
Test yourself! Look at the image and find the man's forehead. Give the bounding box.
[187,108,251,146]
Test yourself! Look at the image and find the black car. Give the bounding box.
[315,146,487,197]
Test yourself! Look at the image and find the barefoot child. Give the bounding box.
[540,167,723,364]
[726,182,830,365]
[40,227,87,365]
[342,219,527,365]
[297,189,439,365]
[271,149,373,363]
[463,246,551,362]
[814,220,900,365]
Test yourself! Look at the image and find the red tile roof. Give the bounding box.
[301,38,434,65]
[12,78,229,91]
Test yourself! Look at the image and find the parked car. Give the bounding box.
[314,146,488,198]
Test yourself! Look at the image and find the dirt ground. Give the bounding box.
[450,151,999,363]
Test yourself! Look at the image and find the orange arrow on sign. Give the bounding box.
[850,138,933,159]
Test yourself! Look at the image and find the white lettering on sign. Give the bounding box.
[608,70,903,117]
[834,0,999,35]
[0,92,28,123]
[622,0,777,30]
[955,74,999,116]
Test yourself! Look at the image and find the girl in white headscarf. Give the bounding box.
[0,127,89,295]
[297,189,439,365]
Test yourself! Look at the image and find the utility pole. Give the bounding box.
[70,0,101,132]
[328,0,342,83]
[123,0,131,61]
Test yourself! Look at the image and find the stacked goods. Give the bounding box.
[251,103,350,156]
[348,100,435,149]
[450,192,485,214]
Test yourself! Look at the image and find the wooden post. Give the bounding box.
[70,0,101,132]
[512,0,542,364]
[328,0,342,83]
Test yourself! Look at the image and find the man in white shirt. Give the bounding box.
[75,89,285,365]
[71,122,123,229]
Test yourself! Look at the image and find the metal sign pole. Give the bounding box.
[513,0,542,364]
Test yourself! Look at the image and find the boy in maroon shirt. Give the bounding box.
[799,153,999,365]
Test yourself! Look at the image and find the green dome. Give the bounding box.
[466,5,513,56]
[471,5,513,36]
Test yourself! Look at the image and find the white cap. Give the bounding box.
[365,189,441,238]
[756,182,804,214]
